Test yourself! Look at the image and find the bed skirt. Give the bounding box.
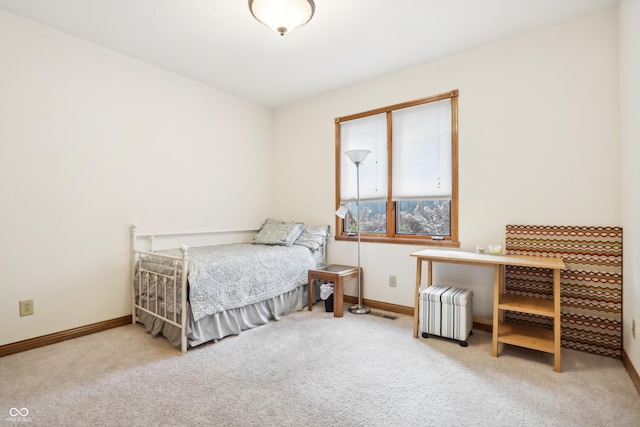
[136,281,320,349]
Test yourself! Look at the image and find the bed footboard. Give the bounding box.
[130,225,189,353]
[130,224,262,352]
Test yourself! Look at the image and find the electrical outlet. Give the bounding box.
[19,299,34,317]
[389,275,397,287]
[633,319,637,340]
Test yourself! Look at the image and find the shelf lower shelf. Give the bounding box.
[498,294,554,317]
[497,322,555,354]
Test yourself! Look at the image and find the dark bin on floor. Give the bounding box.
[324,294,334,312]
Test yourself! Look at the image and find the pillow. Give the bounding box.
[294,225,330,251]
[252,218,304,246]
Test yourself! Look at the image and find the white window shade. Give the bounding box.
[392,99,452,200]
[340,113,387,202]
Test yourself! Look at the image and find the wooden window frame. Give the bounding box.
[335,90,460,247]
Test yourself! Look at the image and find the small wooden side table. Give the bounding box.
[308,265,362,318]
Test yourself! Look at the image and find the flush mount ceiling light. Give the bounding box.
[249,0,315,36]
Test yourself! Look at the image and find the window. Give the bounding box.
[335,90,459,246]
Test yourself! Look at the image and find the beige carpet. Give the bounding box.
[1,306,639,427]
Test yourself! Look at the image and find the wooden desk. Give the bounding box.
[308,265,362,318]
[410,249,565,371]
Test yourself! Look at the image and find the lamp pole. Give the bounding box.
[345,150,370,315]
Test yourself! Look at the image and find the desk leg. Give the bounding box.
[334,276,344,318]
[498,265,505,323]
[553,268,561,372]
[413,259,422,338]
[308,272,313,312]
[492,265,501,357]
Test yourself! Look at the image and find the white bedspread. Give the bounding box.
[141,243,321,322]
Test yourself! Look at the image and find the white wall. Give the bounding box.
[2,5,633,372]
[0,11,273,346]
[272,8,621,319]
[620,0,640,374]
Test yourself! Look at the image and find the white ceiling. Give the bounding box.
[0,0,619,108]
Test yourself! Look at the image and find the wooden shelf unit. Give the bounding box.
[496,294,556,353]
[494,262,563,371]
[411,249,565,371]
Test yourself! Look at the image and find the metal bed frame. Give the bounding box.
[129,224,258,353]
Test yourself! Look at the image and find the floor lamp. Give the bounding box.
[337,149,371,315]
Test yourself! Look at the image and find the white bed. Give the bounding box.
[130,219,328,352]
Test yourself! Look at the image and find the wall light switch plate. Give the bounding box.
[389,275,397,287]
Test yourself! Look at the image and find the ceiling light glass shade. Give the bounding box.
[345,149,371,165]
[249,0,315,36]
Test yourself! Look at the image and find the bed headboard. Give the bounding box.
[505,225,622,358]
[130,224,260,252]
[130,223,329,263]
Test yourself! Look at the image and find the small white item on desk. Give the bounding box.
[489,244,503,255]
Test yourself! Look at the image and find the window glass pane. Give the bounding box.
[343,201,387,234]
[395,199,451,236]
